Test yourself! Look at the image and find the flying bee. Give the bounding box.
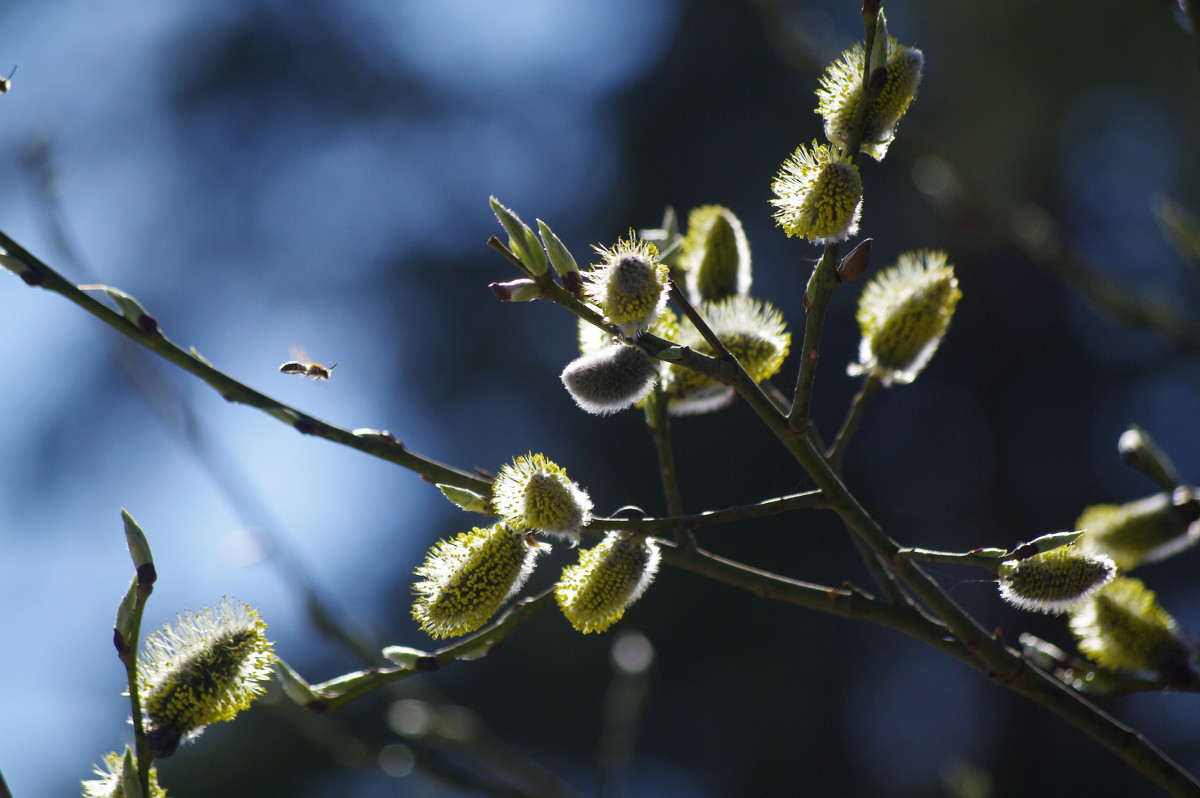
[0,66,17,94]
[279,346,336,381]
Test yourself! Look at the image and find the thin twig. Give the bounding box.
[0,231,493,496]
[827,373,882,470]
[585,490,826,535]
[643,386,693,549]
[304,590,557,711]
[788,244,840,433]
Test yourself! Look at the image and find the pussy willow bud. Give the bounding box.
[771,142,862,245]
[138,598,276,758]
[556,531,661,634]
[664,296,791,415]
[816,34,924,161]
[1076,491,1200,572]
[81,748,166,798]
[848,250,960,385]
[584,236,670,335]
[1069,577,1196,680]
[561,343,659,416]
[997,545,1116,614]
[412,524,545,639]
[1118,425,1181,491]
[489,278,541,302]
[680,205,752,303]
[491,453,593,544]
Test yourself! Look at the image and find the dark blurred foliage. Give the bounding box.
[4,0,1200,796]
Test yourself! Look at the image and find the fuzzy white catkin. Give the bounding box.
[560,343,658,414]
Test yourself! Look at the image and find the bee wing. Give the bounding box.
[288,344,310,362]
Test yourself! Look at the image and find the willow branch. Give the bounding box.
[827,373,882,470]
[0,231,492,496]
[643,386,693,549]
[301,590,557,712]
[584,490,826,535]
[788,244,841,432]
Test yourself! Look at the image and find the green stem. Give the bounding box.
[827,373,882,470]
[585,490,825,535]
[643,386,692,549]
[118,580,152,796]
[785,11,881,435]
[305,590,556,711]
[0,231,492,496]
[892,546,1007,573]
[788,244,841,432]
[658,540,964,658]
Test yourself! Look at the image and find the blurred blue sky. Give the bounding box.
[0,1,685,794]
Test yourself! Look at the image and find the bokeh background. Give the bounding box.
[2,0,1200,796]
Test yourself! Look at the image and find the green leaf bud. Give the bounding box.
[436,484,493,514]
[848,250,960,385]
[536,219,579,279]
[102,286,159,336]
[381,645,431,668]
[583,236,670,335]
[491,453,593,543]
[1069,577,1196,679]
[489,197,548,276]
[81,747,167,798]
[121,509,156,592]
[489,278,542,302]
[119,748,143,798]
[1018,633,1071,672]
[0,251,43,285]
[561,343,659,416]
[114,579,139,658]
[1076,490,1200,572]
[680,205,752,303]
[556,531,661,634]
[138,598,276,757]
[351,427,399,443]
[869,11,890,74]
[1005,530,1084,560]
[1118,425,1181,491]
[412,524,545,638]
[272,659,323,708]
[771,142,862,244]
[997,545,1116,615]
